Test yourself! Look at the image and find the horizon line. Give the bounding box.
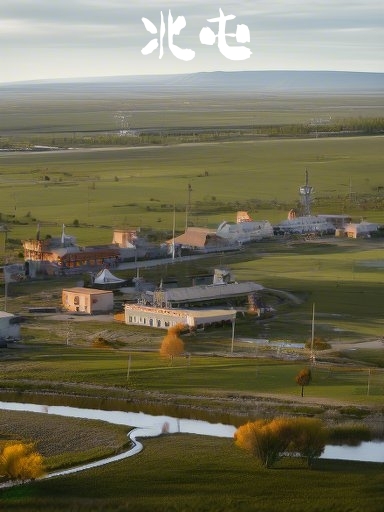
[1,69,383,86]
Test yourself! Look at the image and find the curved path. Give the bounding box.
[0,401,235,486]
[45,426,159,480]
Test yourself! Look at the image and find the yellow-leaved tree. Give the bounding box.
[234,418,292,468]
[235,417,327,469]
[295,368,312,397]
[0,442,45,482]
[288,417,328,468]
[160,324,185,365]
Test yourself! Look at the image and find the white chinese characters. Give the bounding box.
[141,11,195,61]
[141,9,251,61]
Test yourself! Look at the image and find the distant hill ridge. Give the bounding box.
[2,70,383,93]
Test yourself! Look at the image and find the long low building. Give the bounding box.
[124,304,236,330]
[143,281,264,308]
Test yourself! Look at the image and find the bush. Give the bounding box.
[235,417,327,468]
[328,423,372,446]
[305,337,331,350]
[0,442,45,481]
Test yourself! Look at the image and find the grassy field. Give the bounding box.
[1,90,383,134]
[1,433,383,512]
[0,410,130,472]
[0,136,383,250]
[1,339,383,407]
[1,89,384,510]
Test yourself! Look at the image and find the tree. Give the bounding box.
[295,368,312,397]
[160,324,185,365]
[0,442,45,481]
[235,417,327,469]
[288,418,328,468]
[234,418,292,468]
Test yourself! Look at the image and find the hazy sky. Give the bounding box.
[1,0,383,83]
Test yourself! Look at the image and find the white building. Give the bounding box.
[0,312,21,343]
[124,304,236,330]
[274,215,335,235]
[216,211,274,244]
[62,287,114,314]
[343,221,379,239]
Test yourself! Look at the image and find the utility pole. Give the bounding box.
[172,204,176,261]
[231,319,235,354]
[310,303,315,364]
[127,353,132,382]
[185,183,192,230]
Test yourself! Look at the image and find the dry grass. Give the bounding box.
[0,410,130,462]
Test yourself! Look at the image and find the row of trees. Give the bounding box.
[0,442,45,482]
[235,417,327,469]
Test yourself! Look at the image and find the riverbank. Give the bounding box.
[1,386,383,439]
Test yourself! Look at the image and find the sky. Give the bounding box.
[1,0,383,83]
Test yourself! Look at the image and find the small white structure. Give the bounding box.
[62,287,113,314]
[93,268,126,290]
[124,304,236,330]
[343,221,379,239]
[0,311,21,343]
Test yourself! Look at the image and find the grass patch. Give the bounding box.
[0,410,130,472]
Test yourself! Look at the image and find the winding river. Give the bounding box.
[0,400,383,483]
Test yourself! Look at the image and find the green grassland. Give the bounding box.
[0,136,384,246]
[1,90,383,135]
[1,340,383,407]
[0,91,384,510]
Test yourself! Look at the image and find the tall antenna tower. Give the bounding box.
[299,169,313,216]
[114,111,134,136]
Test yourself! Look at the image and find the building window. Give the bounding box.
[129,316,132,322]
[157,320,161,327]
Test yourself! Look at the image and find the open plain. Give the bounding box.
[0,79,383,511]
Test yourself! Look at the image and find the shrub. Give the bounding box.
[235,417,327,469]
[305,337,331,350]
[0,442,45,481]
[328,423,372,446]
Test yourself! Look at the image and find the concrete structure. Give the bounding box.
[216,211,274,244]
[0,311,21,343]
[142,281,264,309]
[62,287,114,314]
[343,221,379,238]
[112,229,139,248]
[124,303,236,330]
[167,227,232,254]
[317,214,352,229]
[274,215,335,235]
[23,236,119,273]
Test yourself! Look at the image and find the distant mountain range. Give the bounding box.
[2,70,383,94]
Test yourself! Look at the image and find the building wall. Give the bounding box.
[124,305,236,330]
[62,289,113,314]
[125,305,188,329]
[0,314,21,341]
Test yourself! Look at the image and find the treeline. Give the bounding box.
[1,117,382,150]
